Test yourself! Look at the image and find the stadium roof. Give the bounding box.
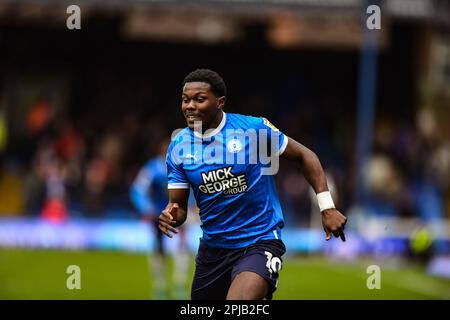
[2,0,449,22]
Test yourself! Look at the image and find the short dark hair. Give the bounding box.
[182,69,227,97]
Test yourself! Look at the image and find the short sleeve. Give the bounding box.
[259,117,288,156]
[166,140,190,189]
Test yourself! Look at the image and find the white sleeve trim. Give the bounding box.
[278,135,289,156]
[168,183,190,189]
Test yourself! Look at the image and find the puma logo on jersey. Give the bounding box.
[185,151,198,161]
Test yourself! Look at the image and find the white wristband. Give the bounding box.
[317,191,335,212]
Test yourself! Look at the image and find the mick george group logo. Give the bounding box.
[199,166,248,195]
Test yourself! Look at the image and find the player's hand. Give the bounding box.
[158,203,179,238]
[321,208,347,242]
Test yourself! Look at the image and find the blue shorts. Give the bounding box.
[191,239,286,300]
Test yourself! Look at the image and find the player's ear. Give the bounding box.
[217,96,225,110]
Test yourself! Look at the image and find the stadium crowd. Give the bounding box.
[0,21,448,226]
[0,79,448,226]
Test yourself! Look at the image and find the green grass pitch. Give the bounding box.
[0,248,449,300]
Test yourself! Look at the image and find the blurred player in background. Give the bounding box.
[158,69,347,300]
[130,140,190,299]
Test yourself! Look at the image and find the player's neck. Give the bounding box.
[204,110,224,132]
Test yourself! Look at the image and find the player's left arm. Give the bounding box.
[281,136,347,241]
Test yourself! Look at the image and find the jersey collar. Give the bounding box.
[193,112,227,139]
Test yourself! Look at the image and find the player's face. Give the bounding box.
[182,82,224,131]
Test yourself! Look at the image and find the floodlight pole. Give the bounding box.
[354,0,380,206]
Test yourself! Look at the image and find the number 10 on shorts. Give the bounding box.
[264,251,282,276]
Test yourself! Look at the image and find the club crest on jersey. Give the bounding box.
[227,138,243,153]
[263,117,279,132]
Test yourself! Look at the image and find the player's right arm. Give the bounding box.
[162,133,191,238]
[158,188,189,238]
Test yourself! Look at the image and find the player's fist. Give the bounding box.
[158,203,179,238]
[322,209,347,242]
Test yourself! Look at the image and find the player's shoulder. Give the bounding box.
[227,113,279,131]
[227,113,264,129]
[168,127,191,146]
[166,127,192,163]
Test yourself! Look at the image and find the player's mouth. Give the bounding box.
[186,114,202,123]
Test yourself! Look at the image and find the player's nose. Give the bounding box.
[185,100,197,110]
